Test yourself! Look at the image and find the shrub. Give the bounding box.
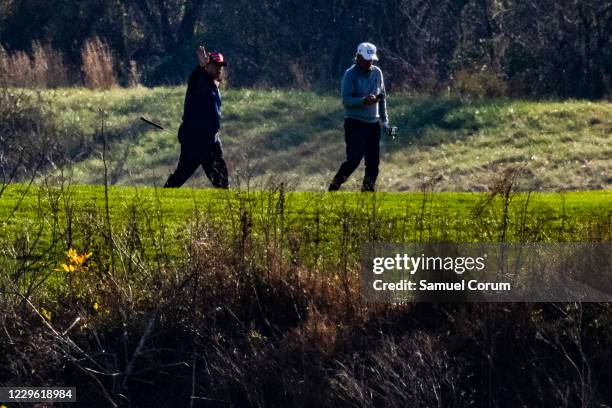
[0,89,61,185]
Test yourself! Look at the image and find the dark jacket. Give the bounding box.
[180,66,222,145]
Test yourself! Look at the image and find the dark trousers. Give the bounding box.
[164,141,229,188]
[330,118,381,191]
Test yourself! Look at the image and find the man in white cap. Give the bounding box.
[328,42,389,192]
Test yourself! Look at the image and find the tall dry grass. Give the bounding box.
[128,59,140,88]
[0,45,35,87]
[0,42,69,88]
[0,38,123,89]
[33,42,69,88]
[81,37,117,89]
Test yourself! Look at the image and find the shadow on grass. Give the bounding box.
[62,119,152,185]
[262,98,502,153]
[262,108,344,151]
[385,98,505,152]
[113,93,181,120]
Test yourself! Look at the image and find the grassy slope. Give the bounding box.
[29,87,612,191]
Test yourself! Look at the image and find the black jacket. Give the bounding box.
[180,66,222,145]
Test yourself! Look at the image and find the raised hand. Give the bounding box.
[196,45,208,67]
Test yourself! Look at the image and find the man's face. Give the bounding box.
[205,63,224,80]
[356,54,373,71]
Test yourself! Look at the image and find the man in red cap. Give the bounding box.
[164,45,229,188]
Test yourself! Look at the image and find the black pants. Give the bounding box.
[330,118,380,191]
[164,140,229,188]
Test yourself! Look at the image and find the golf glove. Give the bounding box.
[381,121,397,139]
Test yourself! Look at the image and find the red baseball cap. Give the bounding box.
[208,52,227,66]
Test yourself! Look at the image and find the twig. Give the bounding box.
[121,311,158,389]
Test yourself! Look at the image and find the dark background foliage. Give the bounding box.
[1,0,610,96]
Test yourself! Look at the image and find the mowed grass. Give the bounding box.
[1,184,610,271]
[19,87,612,191]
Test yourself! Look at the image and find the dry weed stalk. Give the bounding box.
[81,37,117,89]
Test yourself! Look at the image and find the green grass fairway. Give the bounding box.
[1,185,610,273]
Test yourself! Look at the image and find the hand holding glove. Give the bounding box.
[381,121,397,139]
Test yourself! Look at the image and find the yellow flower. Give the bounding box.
[93,302,99,311]
[75,252,93,265]
[57,249,92,273]
[41,308,52,321]
[61,263,75,272]
[67,248,78,261]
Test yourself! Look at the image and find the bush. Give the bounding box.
[0,89,61,185]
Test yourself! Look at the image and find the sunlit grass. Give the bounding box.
[13,87,612,191]
[2,184,610,267]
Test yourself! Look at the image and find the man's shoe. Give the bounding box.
[361,180,375,192]
[328,183,340,192]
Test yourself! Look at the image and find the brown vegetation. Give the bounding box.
[81,37,118,90]
[0,38,125,89]
[0,43,68,88]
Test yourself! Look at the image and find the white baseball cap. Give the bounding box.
[357,42,378,61]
